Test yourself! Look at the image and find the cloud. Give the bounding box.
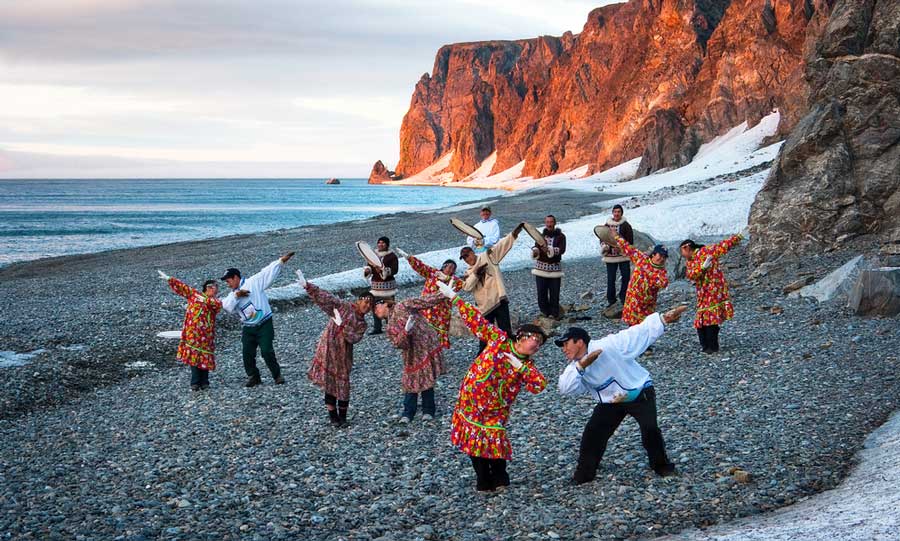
[0,1,612,176]
[0,148,372,178]
[292,95,408,125]
[0,83,188,119]
[0,0,604,63]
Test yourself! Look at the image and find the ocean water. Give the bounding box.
[0,179,501,266]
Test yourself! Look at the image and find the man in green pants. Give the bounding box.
[222,252,294,387]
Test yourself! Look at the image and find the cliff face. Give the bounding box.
[749,0,900,264]
[389,0,825,182]
[394,35,573,178]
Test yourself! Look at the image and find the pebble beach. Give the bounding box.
[1,183,899,540]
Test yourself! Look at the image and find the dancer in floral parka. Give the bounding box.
[434,280,547,492]
[394,249,464,351]
[298,268,371,427]
[612,232,669,327]
[376,294,447,422]
[158,270,222,391]
[680,234,743,354]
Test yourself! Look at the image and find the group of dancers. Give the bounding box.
[159,204,742,491]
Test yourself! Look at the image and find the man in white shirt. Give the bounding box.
[466,206,500,254]
[222,251,294,387]
[556,304,687,483]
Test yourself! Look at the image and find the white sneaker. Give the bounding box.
[399,416,411,424]
[422,414,434,421]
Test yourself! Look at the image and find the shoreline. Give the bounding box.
[0,181,509,270]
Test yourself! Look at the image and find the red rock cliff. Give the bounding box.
[390,0,828,181]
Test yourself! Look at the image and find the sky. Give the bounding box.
[0,0,610,179]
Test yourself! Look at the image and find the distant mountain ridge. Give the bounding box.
[371,0,832,184]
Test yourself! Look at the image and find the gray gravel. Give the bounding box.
[1,181,899,540]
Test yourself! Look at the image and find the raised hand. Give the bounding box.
[294,268,307,288]
[503,352,523,370]
[280,251,296,263]
[701,255,713,270]
[331,308,342,326]
[662,304,688,324]
[157,270,171,281]
[405,315,415,332]
[578,349,602,370]
[435,279,457,299]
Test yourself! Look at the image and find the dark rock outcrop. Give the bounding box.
[749,0,900,264]
[848,268,900,317]
[635,109,702,176]
[394,0,823,182]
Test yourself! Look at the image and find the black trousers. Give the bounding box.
[573,387,672,484]
[697,325,720,352]
[535,276,561,318]
[241,318,281,380]
[469,456,509,491]
[479,300,512,353]
[189,366,209,386]
[606,261,631,306]
[402,388,435,419]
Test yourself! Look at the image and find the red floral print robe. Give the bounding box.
[449,297,546,460]
[407,255,465,350]
[685,234,742,328]
[168,278,222,370]
[616,236,669,326]
[306,282,368,400]
[386,294,446,393]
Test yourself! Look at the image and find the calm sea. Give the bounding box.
[0,179,501,266]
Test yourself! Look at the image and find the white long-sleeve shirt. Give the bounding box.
[558,312,666,403]
[467,217,500,253]
[222,259,283,326]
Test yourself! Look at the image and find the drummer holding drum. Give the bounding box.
[454,219,524,353]
[361,236,399,335]
[528,215,567,320]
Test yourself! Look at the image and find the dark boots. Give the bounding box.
[325,393,349,427]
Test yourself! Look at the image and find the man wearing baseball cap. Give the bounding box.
[555,304,687,483]
[221,251,294,387]
[458,222,523,352]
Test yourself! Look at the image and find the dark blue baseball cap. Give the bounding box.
[650,245,669,258]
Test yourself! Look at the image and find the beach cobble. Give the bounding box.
[1,241,899,540]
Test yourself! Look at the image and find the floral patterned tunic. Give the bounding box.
[616,236,669,326]
[167,278,222,370]
[407,255,465,350]
[306,282,368,400]
[685,234,742,328]
[386,294,446,393]
[449,297,547,460]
